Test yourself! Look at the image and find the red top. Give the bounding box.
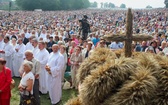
[0,67,12,99]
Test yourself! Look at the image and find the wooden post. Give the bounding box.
[125,8,133,57]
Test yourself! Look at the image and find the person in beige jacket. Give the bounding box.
[70,46,83,89]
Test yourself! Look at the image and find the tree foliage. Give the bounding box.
[100,2,116,8]
[109,2,115,8]
[104,2,108,8]
[90,1,98,8]
[165,0,168,8]
[0,0,20,10]
[16,0,90,10]
[120,3,126,8]
[146,5,152,8]
[100,2,103,8]
[0,0,11,2]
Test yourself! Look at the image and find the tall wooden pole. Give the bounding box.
[125,8,133,57]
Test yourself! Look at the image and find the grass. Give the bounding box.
[11,77,77,105]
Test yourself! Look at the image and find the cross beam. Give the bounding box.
[103,8,153,57]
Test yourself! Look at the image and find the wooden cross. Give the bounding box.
[103,8,153,57]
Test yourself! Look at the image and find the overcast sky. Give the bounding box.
[89,0,165,8]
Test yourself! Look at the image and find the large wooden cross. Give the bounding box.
[103,8,153,57]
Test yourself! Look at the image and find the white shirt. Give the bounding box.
[20,72,35,95]
[110,42,124,50]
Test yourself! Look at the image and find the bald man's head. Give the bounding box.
[52,44,59,53]
[25,50,33,61]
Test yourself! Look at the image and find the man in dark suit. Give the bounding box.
[21,33,29,45]
[47,36,55,53]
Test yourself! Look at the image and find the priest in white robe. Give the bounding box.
[39,29,47,41]
[45,44,65,105]
[36,41,49,94]
[32,38,39,59]
[0,36,14,70]
[12,38,26,77]
[25,36,34,51]
[0,35,5,58]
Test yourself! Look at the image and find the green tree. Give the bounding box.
[82,0,90,8]
[120,3,126,8]
[100,2,103,8]
[16,0,58,10]
[73,0,84,9]
[16,0,90,10]
[59,0,71,10]
[109,2,115,8]
[165,0,168,8]
[90,1,98,8]
[146,5,152,8]
[104,2,108,8]
[0,0,11,2]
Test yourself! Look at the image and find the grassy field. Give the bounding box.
[11,77,77,105]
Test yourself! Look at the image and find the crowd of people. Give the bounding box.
[0,8,168,105]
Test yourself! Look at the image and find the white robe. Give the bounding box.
[0,40,5,58]
[35,32,39,39]
[36,48,49,94]
[47,52,65,104]
[39,33,47,41]
[25,42,34,51]
[25,32,31,39]
[12,43,26,77]
[1,42,14,70]
[11,44,17,76]
[33,46,40,59]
